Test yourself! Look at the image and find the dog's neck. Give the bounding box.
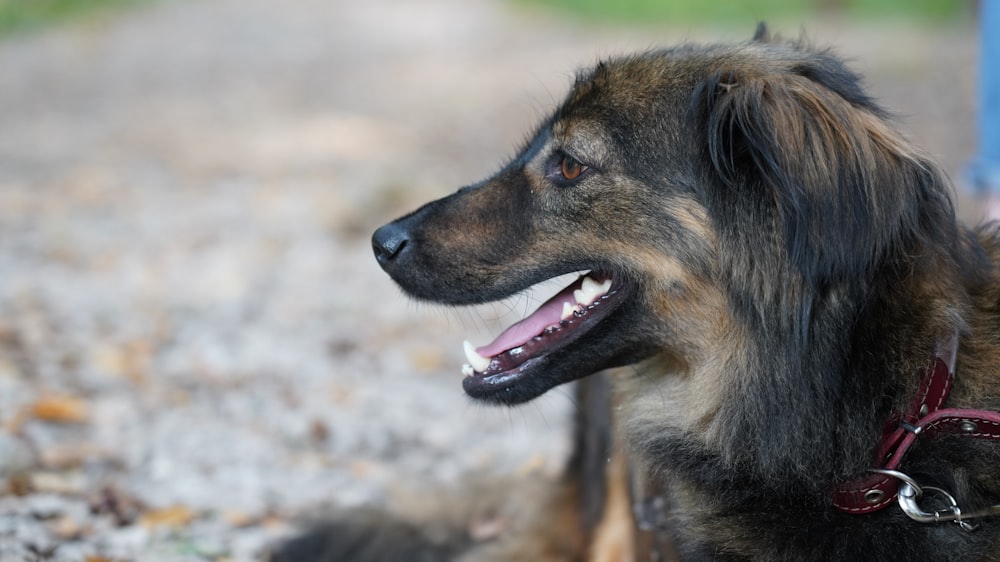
[620,261,972,487]
[832,331,959,513]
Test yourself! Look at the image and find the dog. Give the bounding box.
[275,25,1000,561]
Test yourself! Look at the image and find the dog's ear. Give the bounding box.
[752,22,770,42]
[692,55,945,285]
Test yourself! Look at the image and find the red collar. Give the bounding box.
[833,333,1000,514]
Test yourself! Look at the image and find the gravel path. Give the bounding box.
[0,1,979,560]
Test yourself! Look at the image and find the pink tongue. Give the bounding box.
[475,282,581,358]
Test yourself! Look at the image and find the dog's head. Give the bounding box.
[372,29,955,419]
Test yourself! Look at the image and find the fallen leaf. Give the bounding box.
[38,442,108,470]
[309,419,329,443]
[48,514,84,540]
[468,514,508,541]
[3,408,30,433]
[221,509,257,528]
[515,454,547,476]
[6,473,33,496]
[139,505,196,529]
[90,485,143,526]
[91,340,151,384]
[29,470,86,494]
[261,515,290,531]
[349,458,380,478]
[30,395,89,424]
[409,348,444,372]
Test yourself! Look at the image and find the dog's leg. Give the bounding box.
[272,374,630,562]
[461,372,623,561]
[588,445,636,562]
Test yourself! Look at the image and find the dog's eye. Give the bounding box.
[558,154,588,182]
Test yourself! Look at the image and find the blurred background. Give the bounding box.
[0,0,982,560]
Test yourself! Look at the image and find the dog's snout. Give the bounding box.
[372,222,410,265]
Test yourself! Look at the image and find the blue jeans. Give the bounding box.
[971,1,1000,194]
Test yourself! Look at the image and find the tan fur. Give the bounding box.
[336,31,1000,562]
[587,446,636,562]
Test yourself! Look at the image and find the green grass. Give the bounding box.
[511,0,969,25]
[0,0,969,37]
[0,0,143,35]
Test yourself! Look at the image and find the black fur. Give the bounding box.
[273,511,467,562]
[289,28,1000,561]
[684,42,962,483]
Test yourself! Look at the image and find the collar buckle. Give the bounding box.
[872,469,1000,531]
[834,331,1000,520]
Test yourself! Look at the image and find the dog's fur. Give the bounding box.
[275,27,1000,561]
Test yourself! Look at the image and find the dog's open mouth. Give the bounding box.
[461,271,624,398]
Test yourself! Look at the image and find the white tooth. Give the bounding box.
[599,278,612,294]
[561,301,576,320]
[575,276,611,306]
[462,364,474,377]
[463,340,492,372]
[583,276,611,295]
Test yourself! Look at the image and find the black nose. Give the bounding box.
[372,222,410,264]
